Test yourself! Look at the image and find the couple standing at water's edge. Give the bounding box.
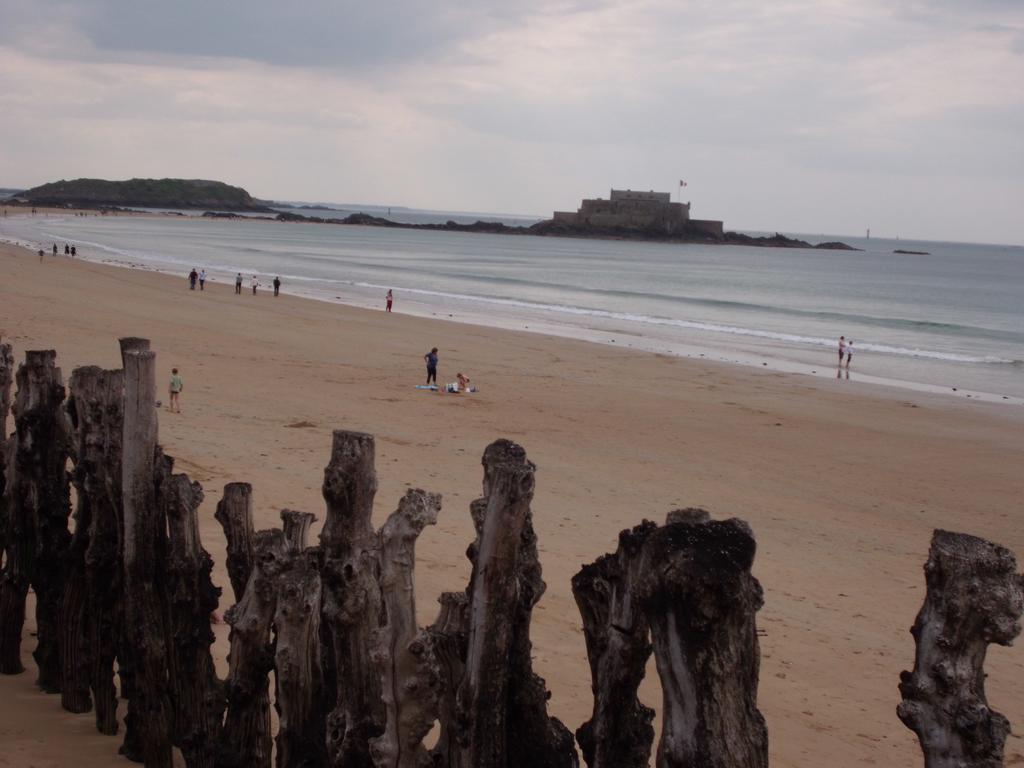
[838,336,854,370]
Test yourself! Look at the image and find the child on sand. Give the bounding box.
[169,368,183,413]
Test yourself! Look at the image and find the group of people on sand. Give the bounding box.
[838,336,855,369]
[424,347,475,393]
[186,269,282,296]
[39,242,76,260]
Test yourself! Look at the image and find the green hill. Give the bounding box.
[20,178,268,211]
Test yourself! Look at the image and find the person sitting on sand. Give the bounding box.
[444,372,475,393]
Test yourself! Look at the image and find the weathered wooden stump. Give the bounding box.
[368,489,442,768]
[0,350,71,685]
[0,342,15,666]
[572,520,657,768]
[320,430,385,767]
[0,342,13,552]
[426,592,470,768]
[274,547,329,768]
[281,508,317,553]
[216,482,256,602]
[121,347,174,767]
[637,514,768,768]
[163,466,224,768]
[458,440,577,768]
[898,530,1024,768]
[218,529,284,768]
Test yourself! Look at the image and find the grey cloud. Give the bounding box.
[0,0,611,70]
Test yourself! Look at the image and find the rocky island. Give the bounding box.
[15,177,272,212]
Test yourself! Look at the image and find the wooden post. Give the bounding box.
[0,342,13,551]
[122,347,174,768]
[163,467,224,768]
[368,488,442,768]
[426,592,470,768]
[60,366,110,714]
[274,548,328,768]
[572,521,657,768]
[320,430,384,767]
[898,530,1024,768]
[0,350,71,685]
[458,440,577,768]
[0,342,14,666]
[117,338,150,759]
[215,483,256,602]
[218,529,284,768]
[281,508,317,553]
[637,515,768,768]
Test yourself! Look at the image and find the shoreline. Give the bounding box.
[2,211,1020,407]
[1,236,1022,767]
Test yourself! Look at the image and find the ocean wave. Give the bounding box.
[347,280,1019,365]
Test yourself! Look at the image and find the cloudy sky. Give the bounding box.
[1,1,1022,243]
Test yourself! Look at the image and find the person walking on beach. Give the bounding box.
[189,268,199,290]
[424,347,438,385]
[64,244,70,255]
[199,269,206,290]
[52,243,57,257]
[38,248,45,262]
[838,336,846,366]
[235,273,243,294]
[169,368,183,413]
[251,275,260,295]
[70,245,76,257]
[386,289,393,312]
[273,276,281,297]
[845,340,854,369]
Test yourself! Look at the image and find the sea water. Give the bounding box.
[3,211,1022,402]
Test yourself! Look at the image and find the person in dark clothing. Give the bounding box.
[64,244,69,255]
[273,276,281,297]
[235,273,243,294]
[424,347,438,385]
[52,243,57,256]
[189,268,198,290]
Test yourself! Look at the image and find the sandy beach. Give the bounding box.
[0,235,1022,766]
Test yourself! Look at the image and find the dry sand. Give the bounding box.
[0,236,1022,766]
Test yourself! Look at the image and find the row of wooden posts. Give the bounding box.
[0,338,1021,768]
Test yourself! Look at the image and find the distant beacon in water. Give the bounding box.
[552,189,724,238]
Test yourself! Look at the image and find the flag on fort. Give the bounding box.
[679,180,688,187]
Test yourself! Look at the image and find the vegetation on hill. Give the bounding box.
[19,178,268,211]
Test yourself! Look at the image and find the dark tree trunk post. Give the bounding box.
[368,489,442,768]
[637,516,768,768]
[0,343,14,655]
[62,365,124,716]
[281,509,317,554]
[83,366,126,735]
[457,440,577,768]
[59,368,98,714]
[320,430,385,767]
[898,530,1024,768]
[218,529,285,768]
[0,342,13,554]
[122,347,174,768]
[426,592,469,768]
[117,338,150,759]
[572,521,658,768]
[163,469,225,768]
[0,350,71,683]
[274,548,328,768]
[215,483,256,602]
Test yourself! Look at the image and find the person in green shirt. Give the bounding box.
[169,368,183,413]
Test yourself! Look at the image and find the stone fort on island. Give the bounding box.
[553,189,724,238]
